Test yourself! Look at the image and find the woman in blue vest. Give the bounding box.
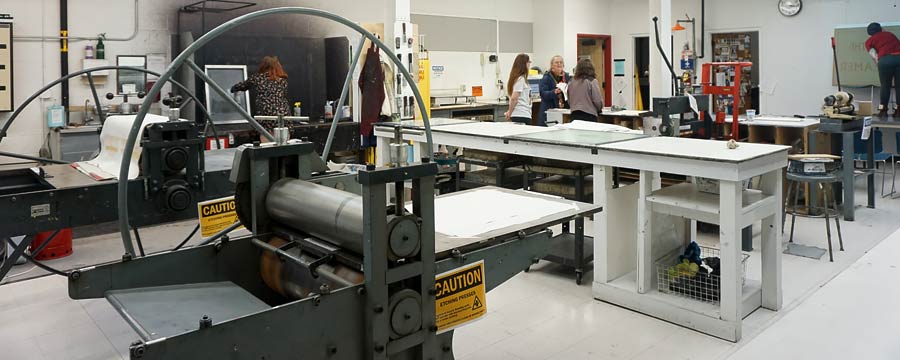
[538,55,571,126]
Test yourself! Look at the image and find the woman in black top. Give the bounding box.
[231,56,290,140]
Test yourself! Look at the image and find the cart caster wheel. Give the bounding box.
[523,266,530,273]
[575,271,583,285]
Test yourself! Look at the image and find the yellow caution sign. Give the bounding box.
[435,260,486,334]
[197,196,241,238]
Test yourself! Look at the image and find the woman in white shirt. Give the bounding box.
[504,54,533,124]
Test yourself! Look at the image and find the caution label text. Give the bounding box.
[197,196,241,238]
[435,260,486,334]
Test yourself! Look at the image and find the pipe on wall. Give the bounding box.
[60,0,68,115]
[14,0,139,43]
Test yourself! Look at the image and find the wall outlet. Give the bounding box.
[459,84,466,93]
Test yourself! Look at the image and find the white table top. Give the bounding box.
[430,121,554,138]
[724,115,819,128]
[601,110,652,117]
[599,137,789,163]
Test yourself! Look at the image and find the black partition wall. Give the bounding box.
[176,7,350,123]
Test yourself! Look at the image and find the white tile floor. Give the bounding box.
[1,180,899,359]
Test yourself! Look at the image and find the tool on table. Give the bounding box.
[823,91,855,118]
[397,74,402,94]
[402,23,407,44]
[395,36,400,49]
[409,96,415,119]
[408,53,413,72]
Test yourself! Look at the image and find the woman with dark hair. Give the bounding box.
[538,55,571,126]
[865,22,900,117]
[504,53,533,124]
[566,59,604,122]
[231,56,291,140]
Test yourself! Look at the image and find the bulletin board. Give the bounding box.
[834,23,900,87]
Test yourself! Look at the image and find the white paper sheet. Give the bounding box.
[686,93,699,115]
[555,120,637,133]
[556,82,569,102]
[429,189,578,238]
[73,114,169,180]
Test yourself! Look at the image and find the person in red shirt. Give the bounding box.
[865,22,900,117]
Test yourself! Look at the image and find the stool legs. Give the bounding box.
[821,184,835,262]
[829,185,845,252]
[789,180,802,243]
[783,179,794,233]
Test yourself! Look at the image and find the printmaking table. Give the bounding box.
[593,137,788,341]
[725,116,827,214]
[375,121,642,285]
[809,118,875,221]
[373,120,787,341]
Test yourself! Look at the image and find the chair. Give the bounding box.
[852,129,894,197]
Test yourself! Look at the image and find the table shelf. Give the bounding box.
[595,271,762,341]
[646,183,775,226]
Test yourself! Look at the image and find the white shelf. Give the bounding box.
[595,271,762,341]
[604,270,761,318]
[81,59,110,77]
[646,183,775,226]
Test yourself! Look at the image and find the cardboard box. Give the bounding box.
[858,101,873,116]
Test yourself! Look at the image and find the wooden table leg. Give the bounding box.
[759,169,783,311]
[719,179,743,341]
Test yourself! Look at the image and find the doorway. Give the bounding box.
[576,34,612,106]
[634,36,650,110]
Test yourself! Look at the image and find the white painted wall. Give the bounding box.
[607,0,649,109]
[0,0,177,165]
[428,52,525,101]
[412,1,535,102]
[562,0,611,71]
[610,0,900,114]
[413,0,534,23]
[532,0,565,72]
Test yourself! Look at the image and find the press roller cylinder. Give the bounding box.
[265,178,422,260]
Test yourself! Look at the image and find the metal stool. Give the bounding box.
[784,171,845,262]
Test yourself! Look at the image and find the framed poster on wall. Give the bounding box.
[204,65,251,124]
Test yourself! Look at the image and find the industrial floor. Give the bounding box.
[2,180,900,359]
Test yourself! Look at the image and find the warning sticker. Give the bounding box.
[197,196,241,238]
[435,260,486,334]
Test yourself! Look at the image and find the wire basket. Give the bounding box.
[656,245,750,304]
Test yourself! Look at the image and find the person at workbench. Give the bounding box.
[504,54,533,124]
[538,55,571,126]
[865,22,900,117]
[567,59,604,122]
[230,56,291,140]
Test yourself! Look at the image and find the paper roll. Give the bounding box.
[74,114,169,180]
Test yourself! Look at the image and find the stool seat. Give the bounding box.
[786,171,842,184]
